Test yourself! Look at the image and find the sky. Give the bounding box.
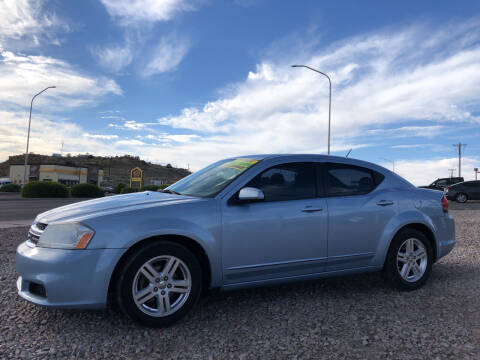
[1,0,480,185]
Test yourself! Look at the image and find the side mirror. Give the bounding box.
[238,187,264,202]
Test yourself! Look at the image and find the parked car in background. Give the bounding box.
[16,155,455,327]
[103,186,114,193]
[0,178,12,188]
[419,177,464,191]
[445,180,480,203]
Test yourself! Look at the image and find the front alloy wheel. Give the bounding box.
[132,255,192,317]
[116,241,202,327]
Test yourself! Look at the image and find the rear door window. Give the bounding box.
[325,163,380,197]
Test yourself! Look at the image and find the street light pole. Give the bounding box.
[382,158,395,173]
[23,86,56,185]
[291,65,331,155]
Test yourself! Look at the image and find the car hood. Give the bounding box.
[35,191,201,224]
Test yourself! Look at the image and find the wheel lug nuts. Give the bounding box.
[155,278,160,283]
[154,287,158,292]
[164,276,168,281]
[167,284,172,288]
[161,290,166,295]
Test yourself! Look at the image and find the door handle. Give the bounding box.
[302,207,323,213]
[376,200,394,207]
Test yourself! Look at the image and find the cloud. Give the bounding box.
[391,157,479,186]
[151,20,480,180]
[156,21,480,153]
[96,1,194,75]
[90,42,133,73]
[0,50,122,109]
[391,144,427,149]
[90,32,190,76]
[0,110,120,161]
[98,110,120,114]
[100,0,199,25]
[100,115,125,120]
[365,126,445,139]
[0,109,189,165]
[144,133,200,143]
[3,20,480,186]
[108,120,149,130]
[142,35,190,76]
[83,134,119,140]
[115,139,146,146]
[0,0,69,47]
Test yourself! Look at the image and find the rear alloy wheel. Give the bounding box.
[455,193,467,203]
[396,238,428,283]
[385,229,433,291]
[116,241,202,327]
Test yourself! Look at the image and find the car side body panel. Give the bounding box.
[81,199,224,288]
[325,187,398,271]
[16,154,456,310]
[373,209,436,267]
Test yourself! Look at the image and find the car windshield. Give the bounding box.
[166,158,261,198]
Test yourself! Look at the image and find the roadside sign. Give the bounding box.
[130,167,143,189]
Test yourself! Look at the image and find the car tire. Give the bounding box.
[455,193,468,203]
[385,229,433,291]
[116,241,202,327]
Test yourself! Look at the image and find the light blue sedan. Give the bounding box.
[16,155,456,326]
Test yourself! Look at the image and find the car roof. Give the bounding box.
[226,154,397,176]
[457,180,480,184]
[230,154,378,167]
[231,153,364,161]
[221,154,415,189]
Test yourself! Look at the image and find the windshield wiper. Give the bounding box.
[160,189,182,195]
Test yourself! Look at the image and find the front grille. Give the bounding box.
[27,232,40,245]
[27,222,47,245]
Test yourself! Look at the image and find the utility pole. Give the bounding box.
[453,143,466,177]
[60,141,64,156]
[448,168,456,178]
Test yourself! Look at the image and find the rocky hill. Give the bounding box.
[0,153,191,186]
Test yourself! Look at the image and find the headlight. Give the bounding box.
[37,223,95,250]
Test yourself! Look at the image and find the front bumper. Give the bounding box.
[16,242,126,309]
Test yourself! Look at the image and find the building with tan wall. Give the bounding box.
[9,164,102,186]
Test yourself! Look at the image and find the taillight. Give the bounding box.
[442,195,448,213]
[445,187,452,192]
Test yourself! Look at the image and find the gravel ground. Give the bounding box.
[0,210,479,359]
